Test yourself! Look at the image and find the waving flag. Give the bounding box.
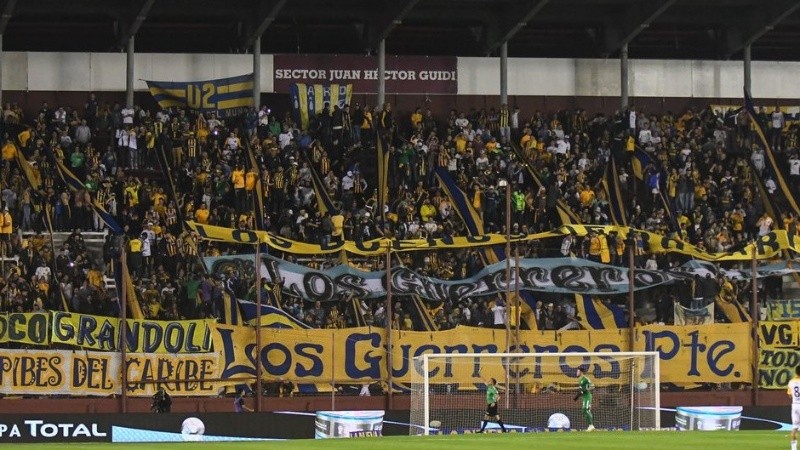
[240,301,309,329]
[289,83,352,130]
[575,295,627,329]
[146,73,254,118]
[49,153,123,234]
[744,88,800,216]
[602,158,628,226]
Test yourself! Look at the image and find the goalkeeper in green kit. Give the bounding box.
[479,377,507,433]
[573,367,595,431]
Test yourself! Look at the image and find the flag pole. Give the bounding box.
[628,234,636,351]
[514,243,521,399]
[750,241,759,405]
[385,245,393,409]
[120,244,128,413]
[255,242,263,412]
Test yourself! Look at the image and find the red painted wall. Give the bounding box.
[0,391,787,415]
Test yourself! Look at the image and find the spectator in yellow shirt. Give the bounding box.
[87,265,104,290]
[0,207,12,256]
[196,204,210,224]
[419,198,437,223]
[454,132,468,153]
[410,107,423,128]
[232,164,246,213]
[1,141,15,161]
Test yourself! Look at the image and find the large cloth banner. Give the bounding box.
[0,313,50,346]
[0,349,221,397]
[765,299,800,321]
[758,321,800,389]
[212,323,752,385]
[186,221,800,261]
[289,83,353,130]
[145,73,254,118]
[676,260,800,280]
[49,312,214,353]
[204,255,676,302]
[673,303,715,326]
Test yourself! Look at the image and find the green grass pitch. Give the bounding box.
[5,431,792,450]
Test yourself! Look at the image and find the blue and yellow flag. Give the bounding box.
[289,83,353,130]
[575,295,628,329]
[630,148,678,231]
[376,135,390,211]
[602,158,628,226]
[434,167,539,330]
[744,88,800,217]
[155,143,186,228]
[145,73,254,118]
[50,155,123,234]
[509,142,579,225]
[222,290,244,326]
[303,152,336,216]
[120,260,145,320]
[245,145,266,230]
[14,147,41,190]
[240,301,309,329]
[631,148,654,181]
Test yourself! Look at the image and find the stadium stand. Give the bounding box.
[2,93,798,333]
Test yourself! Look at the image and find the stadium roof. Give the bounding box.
[3,0,800,61]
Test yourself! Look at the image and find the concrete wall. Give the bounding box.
[3,52,800,99]
[7,52,275,93]
[458,57,800,99]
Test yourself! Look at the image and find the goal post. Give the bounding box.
[410,351,660,435]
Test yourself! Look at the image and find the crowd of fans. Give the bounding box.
[0,93,798,332]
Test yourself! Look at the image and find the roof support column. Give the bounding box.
[0,34,4,107]
[743,44,752,95]
[126,36,135,108]
[500,42,508,106]
[253,36,261,109]
[377,39,386,109]
[620,43,629,110]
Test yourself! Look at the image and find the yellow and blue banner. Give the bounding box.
[759,321,800,388]
[0,312,50,345]
[50,311,214,353]
[212,322,753,385]
[146,73,254,117]
[188,220,800,262]
[744,88,800,216]
[289,83,353,130]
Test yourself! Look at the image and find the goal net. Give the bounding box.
[409,352,660,435]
